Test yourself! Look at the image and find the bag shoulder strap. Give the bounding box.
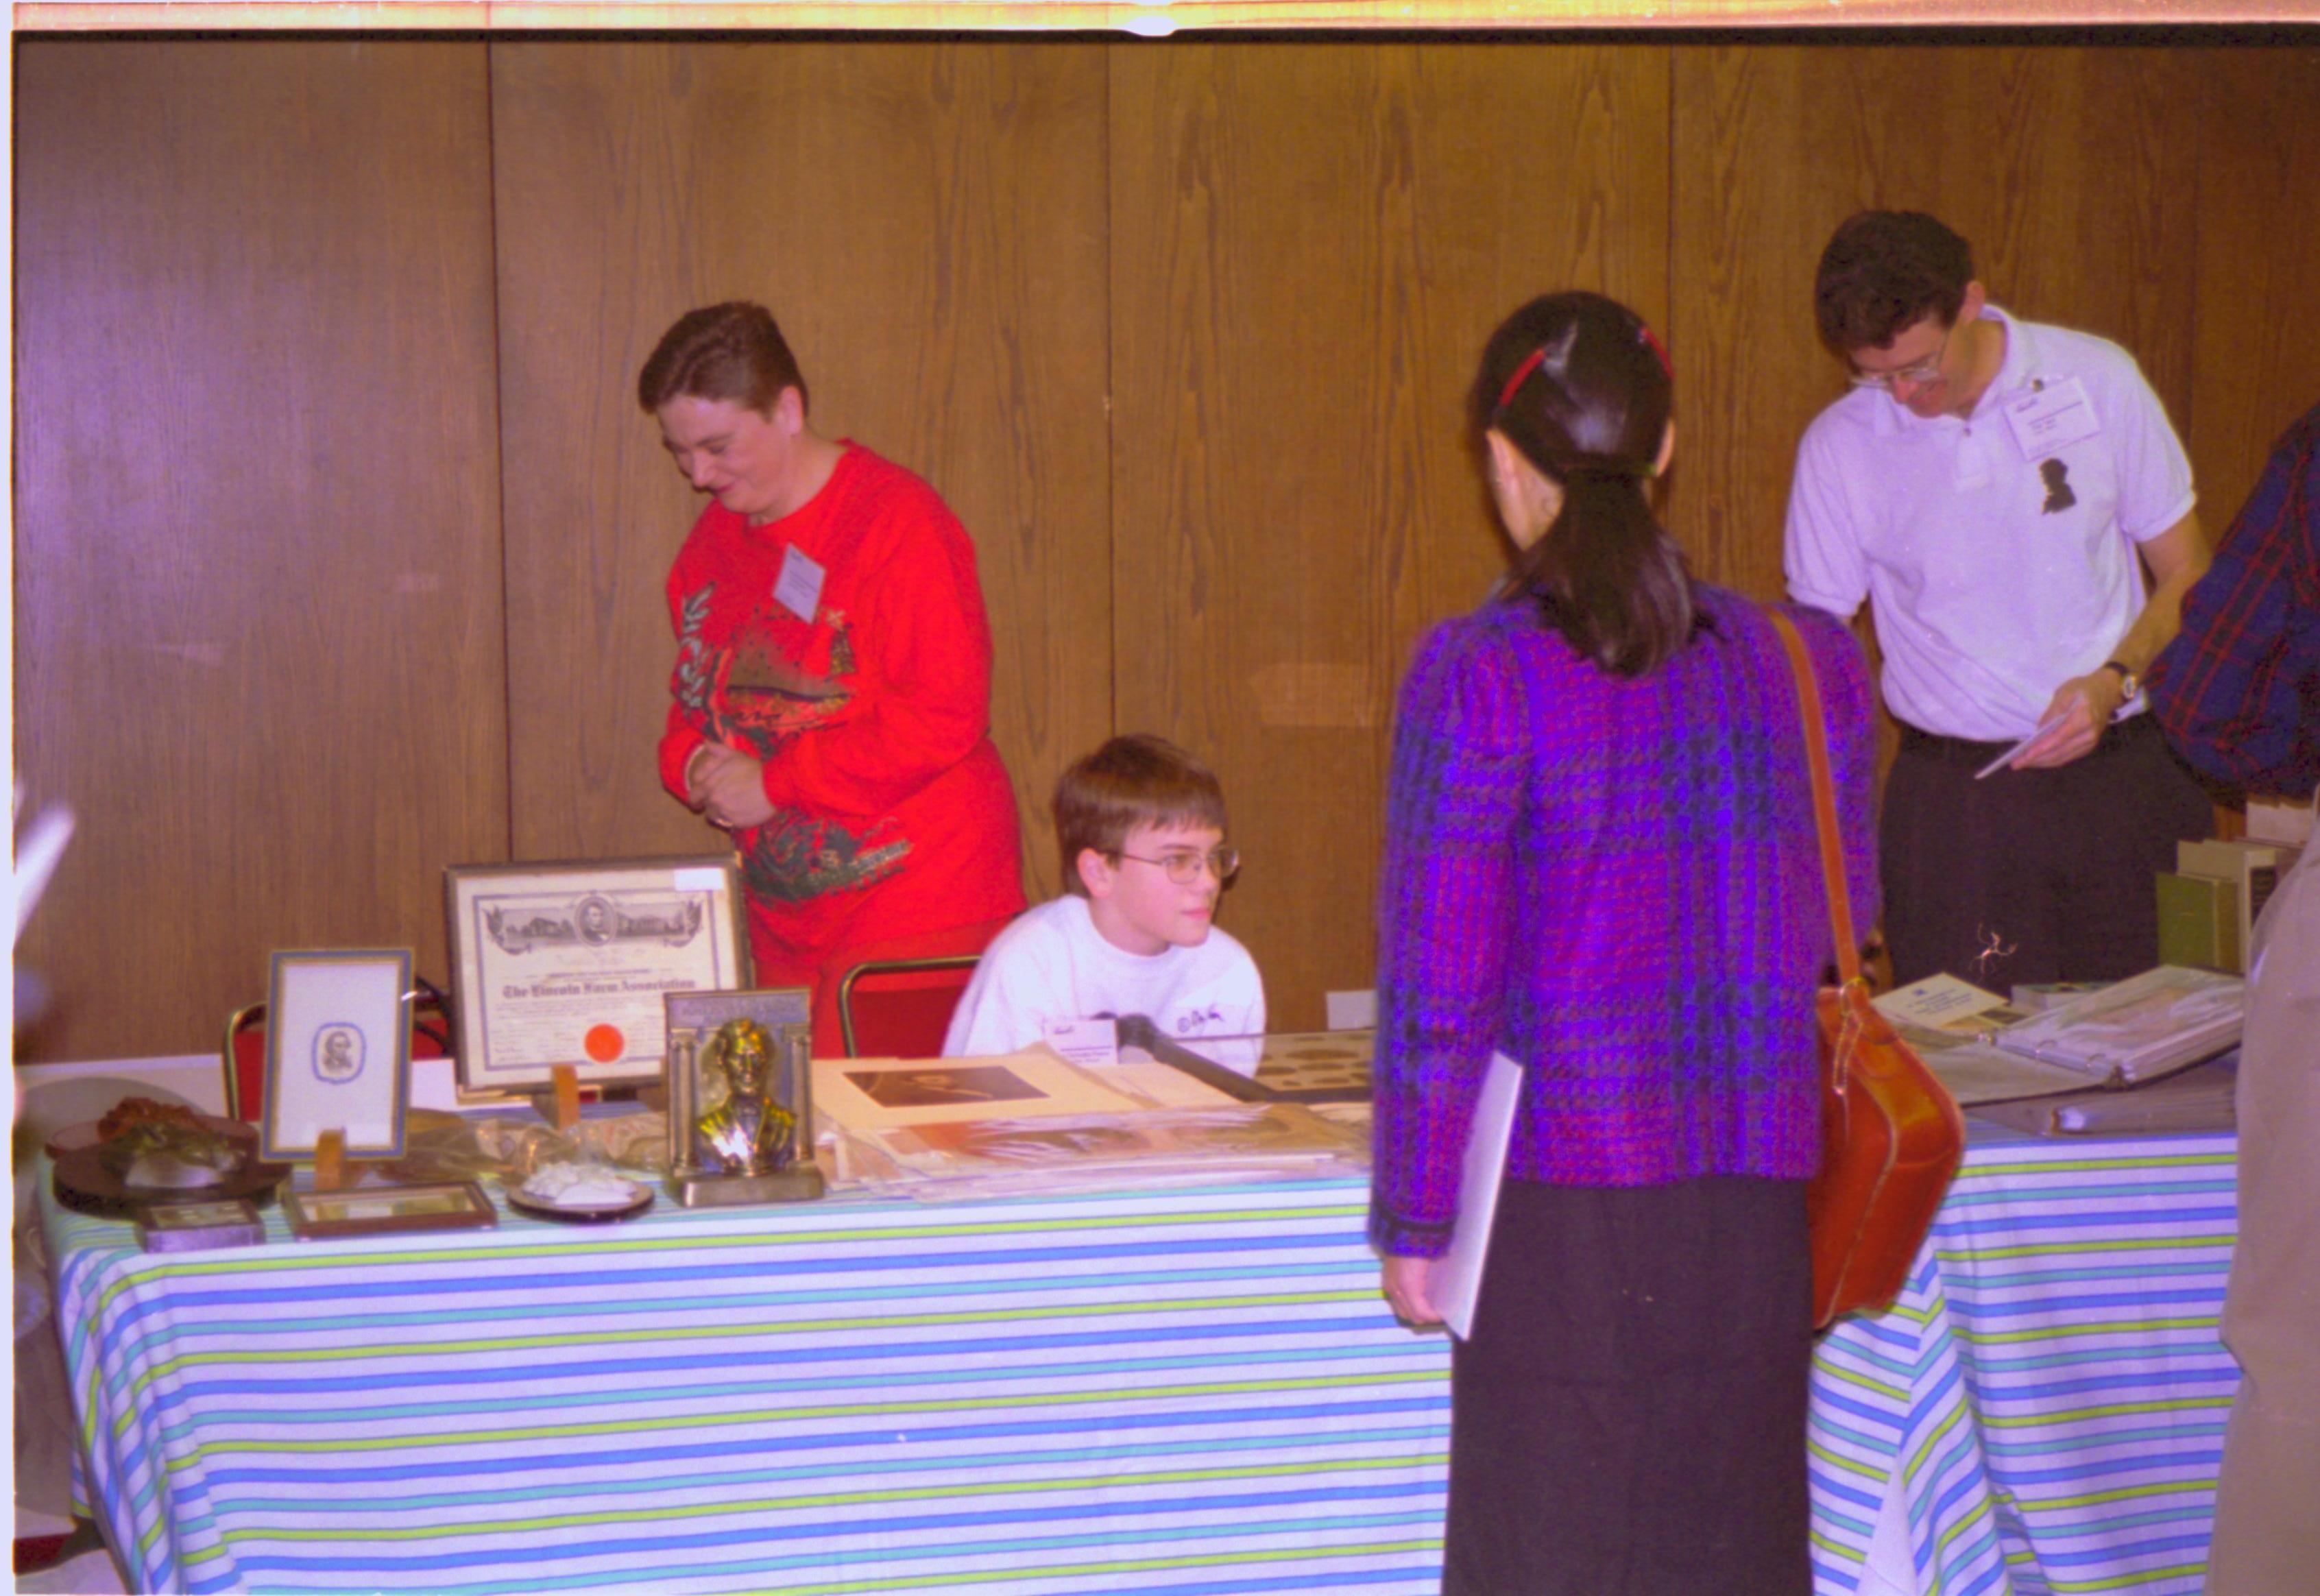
[1766,608,1861,987]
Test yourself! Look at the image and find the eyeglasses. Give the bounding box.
[1848,325,1951,391]
[1116,847,1240,886]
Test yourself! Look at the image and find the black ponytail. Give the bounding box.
[1472,293,1691,678]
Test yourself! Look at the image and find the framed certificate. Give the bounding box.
[283,1181,497,1240]
[262,950,413,1161]
[137,1198,267,1253]
[444,856,750,1092]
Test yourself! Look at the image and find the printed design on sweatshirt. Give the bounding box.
[1175,1004,1227,1035]
[676,583,902,904]
[673,582,858,759]
[740,810,908,904]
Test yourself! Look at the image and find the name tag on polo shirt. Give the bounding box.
[773,544,825,624]
[2003,378,2101,460]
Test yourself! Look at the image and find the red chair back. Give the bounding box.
[835,956,980,1059]
[221,983,453,1122]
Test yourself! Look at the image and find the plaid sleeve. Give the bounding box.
[1369,617,1527,1257]
[2149,406,2320,797]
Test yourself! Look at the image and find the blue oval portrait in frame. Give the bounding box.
[313,1023,365,1085]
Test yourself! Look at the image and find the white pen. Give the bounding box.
[1975,699,2081,780]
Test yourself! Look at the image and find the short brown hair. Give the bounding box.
[1813,211,1974,356]
[636,302,809,418]
[1052,735,1228,897]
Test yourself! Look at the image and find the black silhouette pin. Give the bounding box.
[2040,459,2077,514]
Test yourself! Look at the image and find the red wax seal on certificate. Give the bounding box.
[583,1024,625,1063]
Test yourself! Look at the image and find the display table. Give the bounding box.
[1808,1124,2239,1596]
[42,1173,1449,1595]
[43,1122,2239,1595]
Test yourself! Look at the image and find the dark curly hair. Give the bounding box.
[1813,211,1974,356]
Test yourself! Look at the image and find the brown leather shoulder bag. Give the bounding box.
[1768,609,1968,1329]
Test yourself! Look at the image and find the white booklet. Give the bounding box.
[1873,973,2032,1036]
[1993,965,2245,1086]
[1435,1052,1525,1341]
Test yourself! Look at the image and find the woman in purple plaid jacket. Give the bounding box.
[1370,292,1878,1595]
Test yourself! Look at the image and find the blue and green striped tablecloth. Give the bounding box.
[45,1126,2238,1595]
[43,1178,1452,1595]
[1809,1126,2239,1596]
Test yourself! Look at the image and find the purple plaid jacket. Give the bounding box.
[2148,402,2320,798]
[1370,584,1877,1257]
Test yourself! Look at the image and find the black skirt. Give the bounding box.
[1442,1174,1813,1596]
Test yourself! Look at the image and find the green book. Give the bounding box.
[2155,872,2239,973]
[2178,838,2299,973]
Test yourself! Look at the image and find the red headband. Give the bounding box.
[1640,323,1673,378]
[1495,322,1671,417]
[1494,346,1550,415]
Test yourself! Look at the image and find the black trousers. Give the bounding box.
[1442,1176,1813,1596]
[1880,714,2214,990]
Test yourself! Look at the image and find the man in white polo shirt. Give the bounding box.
[1785,210,2212,989]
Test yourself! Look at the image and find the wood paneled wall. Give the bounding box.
[14,41,507,1064]
[1109,43,1669,1036]
[16,37,2320,1061]
[2189,47,2320,525]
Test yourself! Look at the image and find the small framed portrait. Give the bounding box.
[136,1198,266,1253]
[282,1181,498,1240]
[444,856,751,1093]
[663,987,813,1181]
[261,950,413,1163]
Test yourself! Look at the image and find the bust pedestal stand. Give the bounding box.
[670,1162,825,1209]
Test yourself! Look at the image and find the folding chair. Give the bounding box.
[834,956,981,1059]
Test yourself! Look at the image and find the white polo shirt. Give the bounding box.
[1784,306,2195,742]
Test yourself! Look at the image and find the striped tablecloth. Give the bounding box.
[45,1126,2240,1596]
[1809,1126,2240,1596]
[42,1175,1451,1595]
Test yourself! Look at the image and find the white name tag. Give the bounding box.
[773,544,825,624]
[1041,1017,1120,1069]
[2003,378,2101,460]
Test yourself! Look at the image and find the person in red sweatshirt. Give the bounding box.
[638,302,1024,1052]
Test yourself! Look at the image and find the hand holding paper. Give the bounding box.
[1432,1051,1525,1339]
[1381,1254,1442,1326]
[1976,697,2081,779]
[2010,668,2129,771]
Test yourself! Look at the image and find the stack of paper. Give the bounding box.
[1970,1051,2238,1138]
[812,1050,1144,1135]
[827,1102,1368,1201]
[1872,974,2031,1037]
[2010,981,2112,1014]
[1872,975,2090,1105]
[1992,965,2244,1087]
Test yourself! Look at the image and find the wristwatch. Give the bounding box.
[2099,659,2142,700]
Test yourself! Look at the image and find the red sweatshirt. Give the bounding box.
[657,444,1024,974]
